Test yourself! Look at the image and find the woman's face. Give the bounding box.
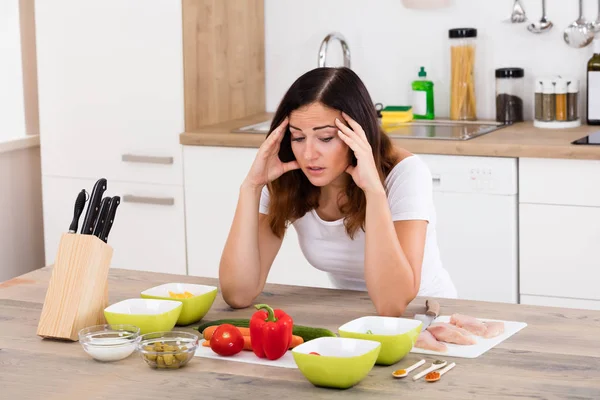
[288,102,352,187]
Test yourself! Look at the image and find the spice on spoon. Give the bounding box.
[425,371,440,380]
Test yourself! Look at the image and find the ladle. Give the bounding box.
[591,0,600,33]
[563,0,595,48]
[527,0,553,34]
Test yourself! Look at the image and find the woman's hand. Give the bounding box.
[244,117,300,188]
[336,112,385,194]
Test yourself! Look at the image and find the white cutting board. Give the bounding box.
[194,339,298,369]
[410,316,527,359]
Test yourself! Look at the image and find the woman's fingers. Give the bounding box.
[341,112,369,144]
[337,128,361,154]
[335,117,368,150]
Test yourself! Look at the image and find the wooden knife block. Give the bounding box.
[37,233,113,341]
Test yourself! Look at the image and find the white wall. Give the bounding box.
[0,0,27,139]
[265,0,599,120]
[0,145,45,282]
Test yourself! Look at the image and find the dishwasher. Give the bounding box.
[417,154,519,304]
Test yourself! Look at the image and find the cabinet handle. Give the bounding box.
[432,175,441,185]
[121,154,174,165]
[123,195,174,206]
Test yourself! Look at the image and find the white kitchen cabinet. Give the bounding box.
[519,203,600,301]
[42,176,187,275]
[183,146,334,288]
[35,0,184,185]
[519,157,600,310]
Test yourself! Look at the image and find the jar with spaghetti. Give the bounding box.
[449,28,477,120]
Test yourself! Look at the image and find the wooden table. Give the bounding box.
[2,267,600,399]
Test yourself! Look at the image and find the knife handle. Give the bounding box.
[425,299,440,318]
[99,196,121,243]
[68,189,87,233]
[92,197,112,237]
[80,178,107,234]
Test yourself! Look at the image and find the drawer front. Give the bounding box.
[519,203,600,301]
[519,158,600,207]
[520,295,600,311]
[36,0,184,185]
[42,176,186,275]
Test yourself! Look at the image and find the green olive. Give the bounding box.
[175,352,188,362]
[163,354,174,366]
[145,353,157,362]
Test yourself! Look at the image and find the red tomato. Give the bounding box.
[209,324,244,356]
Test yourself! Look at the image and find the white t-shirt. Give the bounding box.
[259,155,457,299]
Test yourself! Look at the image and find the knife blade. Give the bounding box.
[68,189,87,233]
[92,197,112,238]
[414,299,440,332]
[80,178,107,235]
[99,196,120,243]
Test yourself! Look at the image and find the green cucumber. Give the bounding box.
[195,318,337,342]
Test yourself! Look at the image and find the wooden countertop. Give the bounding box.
[180,112,600,160]
[2,267,600,399]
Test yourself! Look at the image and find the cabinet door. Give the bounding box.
[36,0,184,185]
[520,203,600,302]
[183,146,333,288]
[42,176,186,275]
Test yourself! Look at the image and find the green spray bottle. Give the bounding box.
[411,66,435,120]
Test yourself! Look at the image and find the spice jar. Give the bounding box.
[567,78,579,121]
[495,67,524,124]
[554,78,567,121]
[541,78,555,121]
[534,80,543,121]
[449,28,477,121]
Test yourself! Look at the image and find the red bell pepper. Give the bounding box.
[249,303,293,360]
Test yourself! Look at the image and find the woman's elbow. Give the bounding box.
[221,291,254,309]
[373,292,418,317]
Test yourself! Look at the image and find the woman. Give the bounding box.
[219,67,457,316]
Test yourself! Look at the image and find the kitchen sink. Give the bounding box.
[232,119,506,141]
[231,120,272,134]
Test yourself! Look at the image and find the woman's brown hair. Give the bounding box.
[266,67,398,239]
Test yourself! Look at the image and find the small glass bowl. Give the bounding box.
[136,331,199,369]
[78,324,140,362]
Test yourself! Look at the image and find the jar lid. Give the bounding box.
[541,79,555,94]
[555,78,568,93]
[449,28,477,38]
[567,78,579,93]
[496,68,524,78]
[535,80,544,92]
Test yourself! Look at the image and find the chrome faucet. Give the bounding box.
[317,32,351,68]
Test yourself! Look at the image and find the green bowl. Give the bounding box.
[104,299,182,335]
[291,337,380,389]
[140,283,217,326]
[338,316,422,365]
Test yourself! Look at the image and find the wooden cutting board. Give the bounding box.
[410,316,528,359]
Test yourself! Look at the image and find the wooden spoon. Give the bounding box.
[425,362,456,382]
[392,359,426,378]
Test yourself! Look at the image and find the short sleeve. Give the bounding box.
[259,185,270,215]
[385,156,434,222]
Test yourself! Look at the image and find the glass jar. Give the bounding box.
[567,78,579,121]
[554,78,567,121]
[534,79,544,121]
[495,67,524,124]
[541,78,555,122]
[449,28,477,121]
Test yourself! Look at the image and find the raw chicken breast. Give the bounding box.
[450,313,487,336]
[483,321,505,338]
[415,330,448,352]
[450,313,505,338]
[427,322,477,345]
